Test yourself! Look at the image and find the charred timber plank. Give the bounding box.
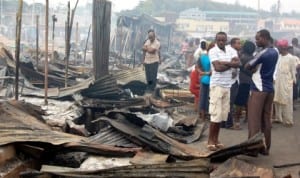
[130,151,169,165]
[208,132,266,163]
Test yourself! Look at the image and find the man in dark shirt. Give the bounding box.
[246,29,279,155]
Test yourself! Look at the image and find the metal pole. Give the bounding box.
[44,0,49,105]
[15,0,23,100]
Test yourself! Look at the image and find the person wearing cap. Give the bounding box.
[245,29,278,156]
[273,39,298,127]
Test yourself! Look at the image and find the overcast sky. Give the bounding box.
[24,0,298,13]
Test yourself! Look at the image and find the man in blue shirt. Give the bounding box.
[246,29,278,156]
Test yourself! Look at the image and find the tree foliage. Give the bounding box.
[121,0,255,16]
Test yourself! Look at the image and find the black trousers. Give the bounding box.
[144,62,159,91]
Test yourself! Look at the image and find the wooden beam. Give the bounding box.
[14,0,23,100]
[44,0,49,105]
[92,0,111,79]
[36,15,39,71]
[83,24,91,65]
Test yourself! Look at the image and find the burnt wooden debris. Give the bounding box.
[0,0,287,177]
[208,133,266,163]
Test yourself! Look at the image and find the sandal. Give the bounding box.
[216,142,225,149]
[207,144,219,151]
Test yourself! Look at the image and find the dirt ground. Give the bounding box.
[192,100,300,177]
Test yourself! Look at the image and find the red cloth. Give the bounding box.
[276,39,289,48]
[189,68,200,98]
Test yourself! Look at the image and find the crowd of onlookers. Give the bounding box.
[187,29,300,153]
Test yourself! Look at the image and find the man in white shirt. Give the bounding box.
[207,32,240,151]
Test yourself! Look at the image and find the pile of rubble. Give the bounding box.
[0,46,275,177]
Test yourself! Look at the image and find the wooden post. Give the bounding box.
[52,15,57,61]
[93,0,111,79]
[44,0,49,105]
[65,0,79,88]
[83,24,91,65]
[64,2,70,88]
[15,0,23,100]
[36,15,39,70]
[75,22,79,64]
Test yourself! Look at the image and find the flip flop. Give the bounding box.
[206,144,218,151]
[216,142,225,149]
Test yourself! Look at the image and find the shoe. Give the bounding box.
[207,144,219,151]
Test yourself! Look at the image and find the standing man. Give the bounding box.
[273,39,298,127]
[291,38,300,104]
[246,29,278,155]
[223,37,242,128]
[142,29,161,92]
[234,41,256,128]
[207,32,240,151]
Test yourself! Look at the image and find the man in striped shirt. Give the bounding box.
[207,32,240,151]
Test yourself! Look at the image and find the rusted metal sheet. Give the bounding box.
[167,122,207,144]
[82,97,145,109]
[39,158,210,178]
[81,75,120,99]
[113,68,146,85]
[21,77,93,99]
[62,142,141,157]
[211,158,274,178]
[0,101,141,157]
[99,113,209,159]
[87,126,138,148]
[0,100,85,146]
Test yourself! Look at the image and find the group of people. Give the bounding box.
[141,28,299,155]
[189,29,300,154]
